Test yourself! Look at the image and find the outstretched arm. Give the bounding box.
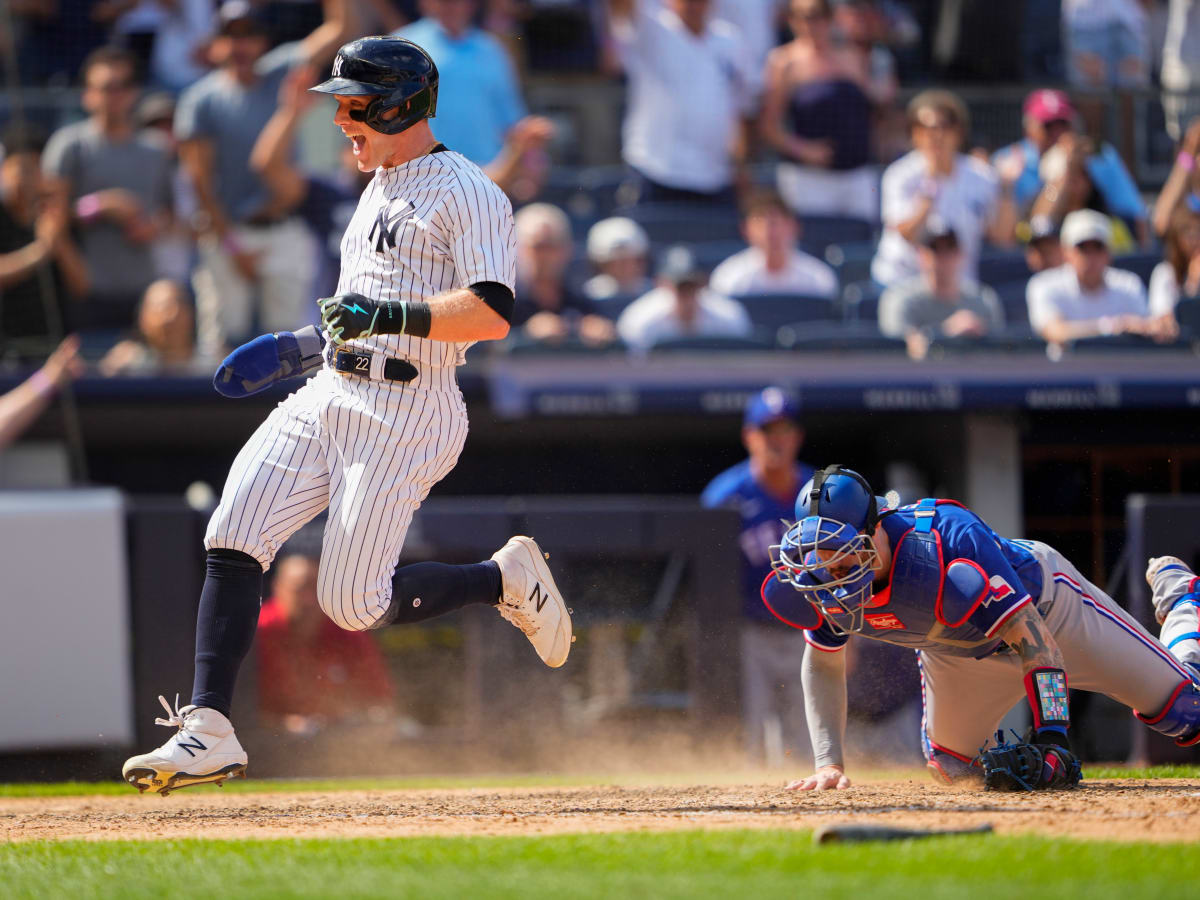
[996,602,1064,674]
[787,642,851,790]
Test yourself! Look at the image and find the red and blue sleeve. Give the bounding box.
[950,523,1034,638]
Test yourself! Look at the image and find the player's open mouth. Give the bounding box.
[349,134,367,156]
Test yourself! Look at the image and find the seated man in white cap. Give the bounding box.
[583,217,653,301]
[1026,209,1175,345]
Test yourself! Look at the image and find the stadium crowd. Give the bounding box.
[3,0,1200,372]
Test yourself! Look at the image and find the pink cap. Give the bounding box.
[1024,89,1076,124]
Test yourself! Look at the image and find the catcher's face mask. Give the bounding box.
[771,515,879,634]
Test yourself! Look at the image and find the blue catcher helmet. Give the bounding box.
[770,465,886,634]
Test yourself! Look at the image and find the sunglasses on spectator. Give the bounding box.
[792,10,830,21]
[90,80,135,93]
[1074,240,1108,254]
[914,112,958,131]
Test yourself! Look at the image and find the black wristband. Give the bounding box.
[373,300,432,338]
[402,300,432,338]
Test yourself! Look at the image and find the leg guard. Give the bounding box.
[925,743,980,784]
[1135,678,1200,747]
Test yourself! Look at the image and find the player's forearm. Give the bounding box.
[802,643,848,769]
[0,239,52,288]
[424,288,510,342]
[998,603,1065,674]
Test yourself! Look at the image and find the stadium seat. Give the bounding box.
[689,239,749,271]
[798,215,876,253]
[626,203,743,244]
[502,334,629,356]
[650,333,776,352]
[734,293,841,332]
[589,291,641,320]
[977,252,1032,286]
[1112,251,1161,286]
[992,280,1031,327]
[776,321,906,353]
[1064,334,1181,353]
[1176,299,1200,338]
[841,279,883,323]
[926,327,1045,356]
[824,241,877,286]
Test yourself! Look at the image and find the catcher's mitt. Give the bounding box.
[980,730,1082,792]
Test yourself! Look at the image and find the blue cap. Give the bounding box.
[744,386,799,429]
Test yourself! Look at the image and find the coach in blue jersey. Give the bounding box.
[701,387,814,765]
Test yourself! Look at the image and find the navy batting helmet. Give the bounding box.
[310,36,438,135]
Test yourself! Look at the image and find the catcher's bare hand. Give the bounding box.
[787,765,851,791]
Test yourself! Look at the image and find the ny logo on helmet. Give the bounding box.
[332,55,344,77]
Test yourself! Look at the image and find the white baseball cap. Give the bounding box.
[1060,209,1112,249]
[586,217,649,263]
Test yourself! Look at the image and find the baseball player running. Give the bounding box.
[762,465,1200,790]
[123,36,572,796]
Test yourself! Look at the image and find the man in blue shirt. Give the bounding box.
[993,89,1147,242]
[701,387,814,765]
[396,0,551,170]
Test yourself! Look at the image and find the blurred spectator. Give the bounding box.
[175,0,350,356]
[0,336,83,451]
[760,0,877,221]
[993,89,1146,244]
[1162,0,1200,141]
[1026,210,1175,345]
[257,553,396,733]
[1149,204,1200,320]
[1153,118,1200,239]
[512,204,617,346]
[0,126,90,351]
[250,66,371,302]
[1022,216,1065,273]
[709,188,838,298]
[95,0,216,92]
[993,90,1152,248]
[1027,133,1143,251]
[700,386,813,766]
[616,245,753,349]
[871,90,1015,288]
[396,0,555,175]
[1061,0,1149,91]
[583,217,653,301]
[831,0,899,102]
[43,47,175,334]
[99,279,198,375]
[714,0,787,94]
[606,0,754,206]
[136,92,198,285]
[878,220,1004,360]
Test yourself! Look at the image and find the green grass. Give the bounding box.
[3,831,1199,899]
[4,762,1199,798]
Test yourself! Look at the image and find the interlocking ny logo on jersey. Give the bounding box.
[176,735,207,758]
[370,200,416,253]
[529,583,549,612]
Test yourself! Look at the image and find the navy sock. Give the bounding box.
[381,560,501,627]
[190,549,263,718]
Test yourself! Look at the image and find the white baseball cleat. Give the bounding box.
[122,695,247,796]
[491,536,573,667]
[1147,556,1192,586]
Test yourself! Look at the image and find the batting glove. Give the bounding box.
[319,292,380,345]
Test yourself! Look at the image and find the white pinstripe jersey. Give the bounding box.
[331,148,516,369]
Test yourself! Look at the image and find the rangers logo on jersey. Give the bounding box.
[985,574,1016,607]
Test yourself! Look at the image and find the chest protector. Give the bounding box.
[856,498,1001,654]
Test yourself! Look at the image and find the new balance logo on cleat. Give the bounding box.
[176,735,207,757]
[530,583,548,612]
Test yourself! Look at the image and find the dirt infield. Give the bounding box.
[4,778,1200,843]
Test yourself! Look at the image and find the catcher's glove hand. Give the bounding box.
[319,292,379,345]
[980,729,1082,792]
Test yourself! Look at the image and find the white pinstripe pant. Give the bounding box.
[205,367,469,631]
